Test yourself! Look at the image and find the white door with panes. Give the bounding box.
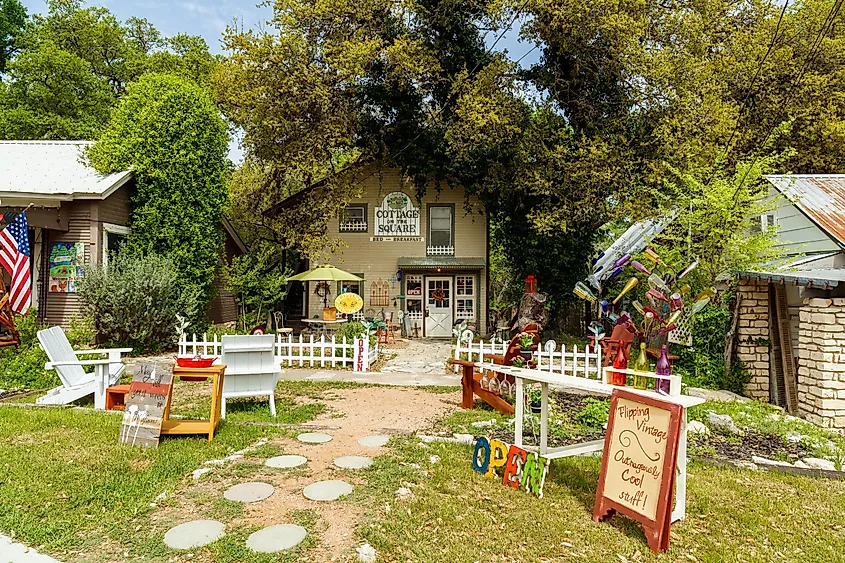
[425,277,452,337]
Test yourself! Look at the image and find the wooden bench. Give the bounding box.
[450,324,540,415]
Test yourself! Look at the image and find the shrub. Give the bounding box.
[77,253,198,353]
[87,73,230,326]
[0,309,53,389]
[576,397,610,428]
[673,303,751,395]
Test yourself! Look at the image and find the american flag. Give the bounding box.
[0,211,32,314]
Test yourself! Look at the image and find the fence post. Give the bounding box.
[454,337,462,373]
[331,335,337,368]
[298,334,303,367]
[363,336,370,372]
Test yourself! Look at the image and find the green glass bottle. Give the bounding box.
[633,343,650,390]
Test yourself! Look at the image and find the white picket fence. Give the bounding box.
[179,333,379,372]
[453,333,603,380]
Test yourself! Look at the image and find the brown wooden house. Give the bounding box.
[0,140,244,327]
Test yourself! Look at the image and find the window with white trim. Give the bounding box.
[340,205,368,232]
[456,275,475,319]
[102,223,130,269]
[751,213,776,234]
[428,205,453,254]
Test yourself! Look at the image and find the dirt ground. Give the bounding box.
[155,386,461,561]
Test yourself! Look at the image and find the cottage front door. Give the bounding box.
[424,277,452,338]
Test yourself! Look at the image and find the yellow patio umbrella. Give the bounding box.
[287,265,363,308]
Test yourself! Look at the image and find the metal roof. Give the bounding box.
[0,141,133,203]
[765,174,845,247]
[736,268,845,289]
[398,256,485,270]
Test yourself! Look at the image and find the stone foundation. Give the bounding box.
[736,281,771,400]
[797,298,845,430]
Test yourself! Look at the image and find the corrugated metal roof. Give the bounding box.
[0,140,133,202]
[766,174,845,247]
[736,268,845,289]
[398,257,485,269]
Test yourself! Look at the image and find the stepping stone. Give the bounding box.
[223,482,275,503]
[303,479,353,501]
[164,520,225,550]
[246,524,307,553]
[297,432,333,444]
[358,435,389,447]
[334,455,373,470]
[266,455,308,469]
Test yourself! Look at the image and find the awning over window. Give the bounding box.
[398,256,485,270]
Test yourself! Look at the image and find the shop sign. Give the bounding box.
[472,436,550,498]
[373,192,421,240]
[593,389,683,553]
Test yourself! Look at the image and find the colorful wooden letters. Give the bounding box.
[472,437,549,497]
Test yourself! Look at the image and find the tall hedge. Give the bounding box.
[88,73,229,326]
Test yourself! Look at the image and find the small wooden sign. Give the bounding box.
[472,437,550,498]
[593,389,683,553]
[119,362,173,448]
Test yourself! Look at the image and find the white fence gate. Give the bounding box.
[453,333,603,380]
[179,333,379,372]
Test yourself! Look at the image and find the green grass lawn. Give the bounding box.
[353,411,845,562]
[4,384,845,562]
[0,393,322,559]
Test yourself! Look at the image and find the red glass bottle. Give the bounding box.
[612,345,628,386]
[656,344,671,394]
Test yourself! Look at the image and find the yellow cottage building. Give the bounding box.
[269,167,489,338]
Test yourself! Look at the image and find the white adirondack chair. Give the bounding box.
[220,334,282,418]
[36,326,132,409]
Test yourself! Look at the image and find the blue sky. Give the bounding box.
[20,1,541,160]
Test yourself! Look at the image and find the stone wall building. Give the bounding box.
[735,174,845,431]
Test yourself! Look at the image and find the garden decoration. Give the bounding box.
[472,436,550,498]
[119,362,173,448]
[335,292,364,315]
[0,275,20,347]
[573,243,714,365]
[594,389,684,553]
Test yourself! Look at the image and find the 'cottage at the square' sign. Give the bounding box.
[374,192,420,239]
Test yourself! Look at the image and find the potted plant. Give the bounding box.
[516,331,535,359]
[512,356,527,368]
[526,384,543,413]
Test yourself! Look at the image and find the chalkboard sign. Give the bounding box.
[119,362,173,448]
[593,389,683,553]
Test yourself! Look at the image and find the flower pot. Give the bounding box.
[519,348,533,360]
[530,402,542,413]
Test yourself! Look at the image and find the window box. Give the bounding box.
[340,205,368,233]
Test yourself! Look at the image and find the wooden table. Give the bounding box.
[161,364,226,442]
[477,362,703,523]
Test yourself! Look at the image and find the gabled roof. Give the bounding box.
[0,140,133,202]
[765,174,845,247]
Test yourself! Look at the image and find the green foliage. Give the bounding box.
[652,155,789,291]
[336,320,377,351]
[77,252,198,353]
[223,241,288,322]
[0,0,217,139]
[0,310,53,389]
[88,73,229,325]
[0,0,26,73]
[0,310,93,390]
[674,303,751,395]
[576,397,610,429]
